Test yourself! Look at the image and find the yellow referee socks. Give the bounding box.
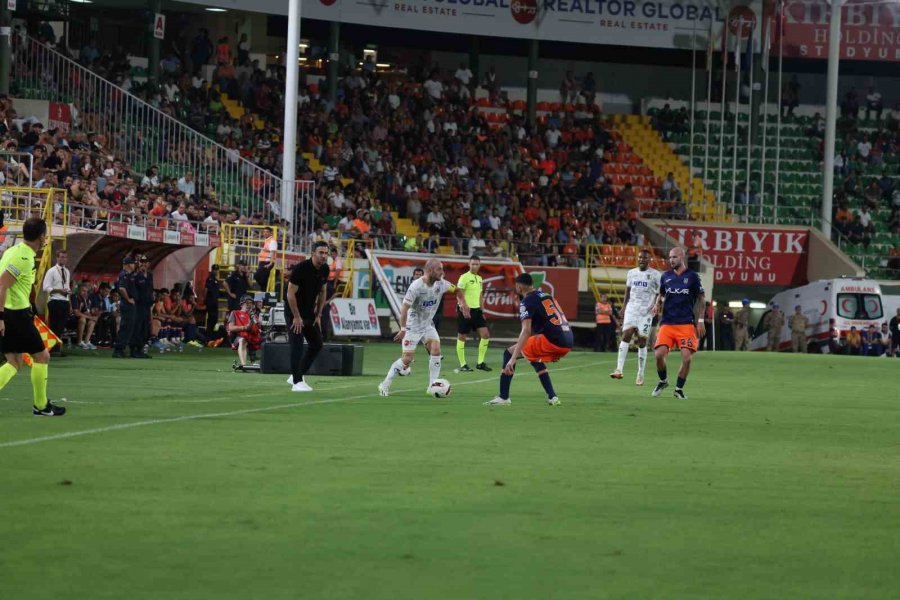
[30,363,48,410]
[478,338,489,365]
[0,362,17,390]
[456,340,467,367]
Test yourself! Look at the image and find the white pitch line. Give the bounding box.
[0,357,610,450]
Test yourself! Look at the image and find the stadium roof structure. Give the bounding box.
[72,0,286,13]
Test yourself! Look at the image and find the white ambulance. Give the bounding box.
[750,278,885,353]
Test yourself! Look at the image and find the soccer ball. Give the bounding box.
[429,378,452,398]
[398,365,411,377]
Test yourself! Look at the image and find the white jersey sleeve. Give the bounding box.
[404,278,450,332]
[402,277,422,307]
[626,268,661,315]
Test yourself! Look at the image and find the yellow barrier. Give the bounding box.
[218,223,285,294]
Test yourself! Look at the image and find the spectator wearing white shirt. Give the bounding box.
[469,229,487,255]
[337,209,355,236]
[454,62,473,98]
[177,171,195,200]
[202,209,220,233]
[488,210,501,231]
[858,135,872,163]
[387,90,401,110]
[545,124,562,148]
[42,249,72,356]
[423,71,444,102]
[426,206,446,230]
[323,160,340,182]
[329,186,347,212]
[141,165,160,188]
[171,202,190,223]
[858,205,874,233]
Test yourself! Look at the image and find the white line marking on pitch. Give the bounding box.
[0,358,608,449]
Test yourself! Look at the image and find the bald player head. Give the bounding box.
[668,246,686,271]
[423,258,444,283]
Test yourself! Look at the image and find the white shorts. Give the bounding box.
[401,325,440,352]
[622,309,654,338]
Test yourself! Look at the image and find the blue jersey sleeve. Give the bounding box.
[519,295,536,321]
[692,272,705,298]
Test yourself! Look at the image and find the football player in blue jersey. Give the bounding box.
[487,273,573,406]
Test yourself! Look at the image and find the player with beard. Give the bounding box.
[610,249,661,385]
[652,247,705,400]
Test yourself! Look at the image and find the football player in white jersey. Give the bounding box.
[379,258,466,396]
[610,249,661,385]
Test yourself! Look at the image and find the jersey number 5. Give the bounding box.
[542,298,563,325]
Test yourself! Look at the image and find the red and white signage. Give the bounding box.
[660,224,809,286]
[48,102,71,133]
[367,252,579,322]
[330,299,381,337]
[107,222,220,247]
[153,13,166,40]
[772,0,900,62]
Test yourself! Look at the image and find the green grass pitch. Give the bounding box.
[1,345,898,599]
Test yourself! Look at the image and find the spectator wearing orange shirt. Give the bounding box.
[215,37,232,65]
[834,201,853,238]
[352,210,371,237]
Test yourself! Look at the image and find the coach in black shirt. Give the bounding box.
[286,241,329,392]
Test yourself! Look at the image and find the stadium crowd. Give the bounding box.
[11,30,695,269]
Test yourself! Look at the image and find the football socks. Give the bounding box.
[530,361,557,399]
[477,338,489,365]
[428,355,442,384]
[637,346,648,376]
[384,358,406,384]
[499,349,513,399]
[456,340,466,368]
[616,341,629,372]
[0,362,16,390]
[31,362,49,410]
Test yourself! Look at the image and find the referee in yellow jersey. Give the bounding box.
[0,218,65,416]
[454,255,492,372]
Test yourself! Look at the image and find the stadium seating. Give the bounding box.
[650,108,899,279]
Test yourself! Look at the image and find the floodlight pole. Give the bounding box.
[282,0,302,232]
[0,3,10,95]
[820,0,843,240]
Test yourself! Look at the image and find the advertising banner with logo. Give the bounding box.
[771,0,900,62]
[304,0,761,50]
[660,224,809,286]
[329,299,382,336]
[367,251,580,322]
[107,223,220,247]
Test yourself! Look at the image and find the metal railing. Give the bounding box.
[56,199,219,236]
[0,186,64,297]
[10,33,315,251]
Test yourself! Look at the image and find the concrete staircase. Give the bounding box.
[612,114,722,221]
[220,93,265,129]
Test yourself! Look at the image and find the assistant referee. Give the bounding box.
[0,218,64,416]
[454,255,492,372]
[285,240,330,392]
